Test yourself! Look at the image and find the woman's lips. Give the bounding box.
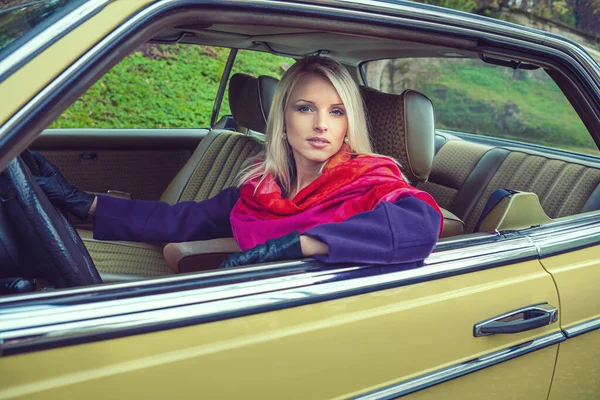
[307,137,329,149]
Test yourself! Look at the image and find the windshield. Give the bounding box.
[0,0,82,56]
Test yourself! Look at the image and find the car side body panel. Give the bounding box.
[542,248,600,400]
[1,260,559,399]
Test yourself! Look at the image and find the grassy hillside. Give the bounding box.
[51,45,292,129]
[416,61,593,150]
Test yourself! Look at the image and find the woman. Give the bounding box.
[34,56,443,269]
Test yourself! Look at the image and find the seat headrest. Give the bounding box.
[360,86,435,183]
[228,73,253,119]
[231,74,279,133]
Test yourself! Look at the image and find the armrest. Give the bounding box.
[163,238,241,273]
[478,191,553,232]
[440,207,464,238]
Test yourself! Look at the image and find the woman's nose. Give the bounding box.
[314,112,328,132]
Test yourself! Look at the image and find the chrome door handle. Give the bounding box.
[474,303,558,337]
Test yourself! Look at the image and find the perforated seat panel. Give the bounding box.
[83,132,264,277]
[179,132,263,202]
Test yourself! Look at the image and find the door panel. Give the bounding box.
[548,330,600,400]
[405,345,558,400]
[541,246,600,400]
[31,129,207,200]
[1,261,559,399]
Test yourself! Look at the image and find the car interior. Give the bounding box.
[17,11,600,289]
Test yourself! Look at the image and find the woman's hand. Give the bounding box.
[31,152,96,220]
[219,231,329,269]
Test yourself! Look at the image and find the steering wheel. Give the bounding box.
[0,151,101,288]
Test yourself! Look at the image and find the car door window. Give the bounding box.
[217,49,293,125]
[51,44,230,129]
[362,57,599,155]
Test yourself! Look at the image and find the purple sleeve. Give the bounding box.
[304,196,441,264]
[93,186,240,243]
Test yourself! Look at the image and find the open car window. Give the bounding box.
[362,57,600,156]
[51,44,231,129]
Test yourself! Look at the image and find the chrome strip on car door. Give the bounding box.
[0,234,537,355]
[563,317,600,338]
[523,212,600,257]
[351,332,565,400]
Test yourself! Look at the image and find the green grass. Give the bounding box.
[51,45,292,129]
[412,61,597,152]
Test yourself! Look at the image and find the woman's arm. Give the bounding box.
[93,186,240,243]
[303,196,442,264]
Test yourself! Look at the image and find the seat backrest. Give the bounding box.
[359,86,463,237]
[359,86,435,184]
[160,74,278,204]
[420,132,600,233]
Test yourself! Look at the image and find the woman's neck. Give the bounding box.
[289,161,323,198]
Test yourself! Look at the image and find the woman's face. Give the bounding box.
[284,72,348,170]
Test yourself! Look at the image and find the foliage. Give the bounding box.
[51,45,292,129]
[414,0,600,36]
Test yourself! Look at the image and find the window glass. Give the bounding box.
[217,49,294,124]
[0,0,83,56]
[362,58,599,155]
[51,44,230,128]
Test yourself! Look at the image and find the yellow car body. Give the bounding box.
[1,1,599,399]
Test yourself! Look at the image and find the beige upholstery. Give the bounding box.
[163,238,241,273]
[83,74,271,277]
[420,132,600,234]
[476,191,553,232]
[360,87,435,184]
[360,86,464,237]
[463,151,600,233]
[79,230,171,277]
[441,208,464,237]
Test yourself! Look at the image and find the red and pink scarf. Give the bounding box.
[230,148,443,250]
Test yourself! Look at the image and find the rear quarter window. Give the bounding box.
[362,57,599,156]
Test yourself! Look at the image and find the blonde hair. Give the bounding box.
[238,56,385,195]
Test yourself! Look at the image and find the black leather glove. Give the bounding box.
[219,231,304,269]
[31,152,95,220]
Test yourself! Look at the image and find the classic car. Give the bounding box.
[1,0,599,398]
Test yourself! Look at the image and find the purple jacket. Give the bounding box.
[94,187,441,265]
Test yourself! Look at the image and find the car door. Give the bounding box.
[527,219,600,400]
[26,37,238,202]
[0,233,561,399]
[0,0,578,398]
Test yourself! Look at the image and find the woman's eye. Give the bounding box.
[298,106,312,113]
[331,109,345,116]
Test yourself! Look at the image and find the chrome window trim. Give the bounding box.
[523,212,600,257]
[563,317,600,338]
[0,0,112,83]
[0,235,537,354]
[351,332,565,400]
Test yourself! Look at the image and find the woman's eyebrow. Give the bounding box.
[294,99,345,107]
